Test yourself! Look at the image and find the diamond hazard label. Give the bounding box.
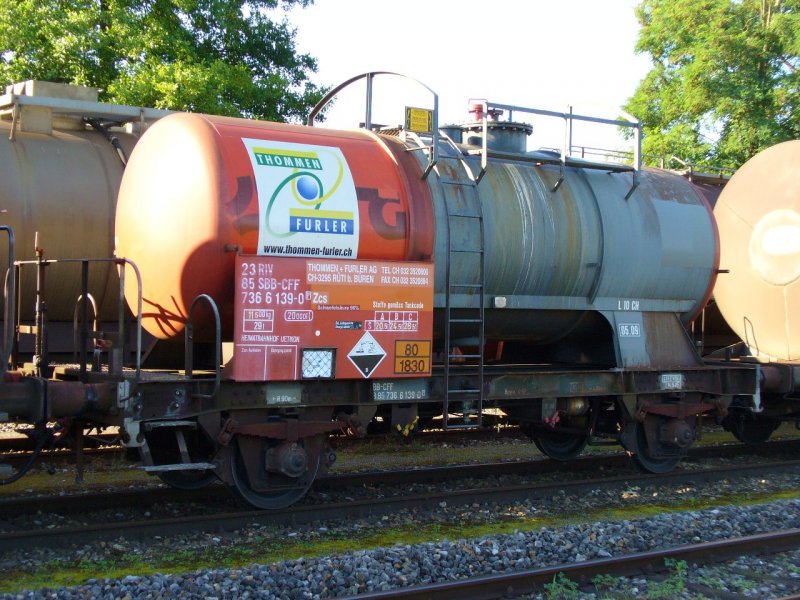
[348,331,386,378]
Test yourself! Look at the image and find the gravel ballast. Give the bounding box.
[3,498,800,599]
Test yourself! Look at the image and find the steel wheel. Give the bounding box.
[632,421,680,474]
[532,432,588,461]
[228,435,321,510]
[725,412,779,445]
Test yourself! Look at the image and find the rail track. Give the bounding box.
[3,437,800,514]
[336,529,800,600]
[2,444,800,553]
[0,424,520,468]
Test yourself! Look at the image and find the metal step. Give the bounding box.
[443,401,483,429]
[143,420,197,431]
[141,462,215,473]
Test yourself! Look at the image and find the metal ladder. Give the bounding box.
[438,137,485,429]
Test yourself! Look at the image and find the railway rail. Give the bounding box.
[0,423,519,466]
[336,529,800,600]
[2,452,799,553]
[3,438,800,517]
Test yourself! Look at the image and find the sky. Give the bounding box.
[281,0,652,153]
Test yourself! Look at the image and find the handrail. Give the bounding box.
[307,71,440,179]
[0,226,14,378]
[117,258,143,388]
[13,256,144,388]
[71,292,98,367]
[184,293,221,399]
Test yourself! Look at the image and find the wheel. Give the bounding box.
[632,421,680,474]
[158,469,218,490]
[520,409,591,461]
[228,435,322,509]
[724,411,780,445]
[532,432,588,461]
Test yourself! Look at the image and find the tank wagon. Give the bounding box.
[710,140,800,443]
[0,72,794,508]
[0,80,169,357]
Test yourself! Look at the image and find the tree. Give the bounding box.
[0,0,324,122]
[624,0,800,167]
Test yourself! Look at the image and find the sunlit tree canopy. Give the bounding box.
[625,0,799,167]
[0,0,324,122]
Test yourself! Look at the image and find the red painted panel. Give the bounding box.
[232,255,434,381]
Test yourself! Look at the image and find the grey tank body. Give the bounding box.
[418,141,717,346]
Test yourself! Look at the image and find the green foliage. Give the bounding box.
[625,0,800,167]
[646,558,687,599]
[591,572,620,592]
[0,0,324,122]
[543,572,582,600]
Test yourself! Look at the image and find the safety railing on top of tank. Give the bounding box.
[11,254,143,392]
[307,71,441,179]
[471,101,642,199]
[662,155,735,184]
[568,145,636,164]
[571,146,737,186]
[0,85,173,142]
[184,293,221,400]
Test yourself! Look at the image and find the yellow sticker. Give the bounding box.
[405,107,433,134]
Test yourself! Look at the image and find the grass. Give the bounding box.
[0,458,152,497]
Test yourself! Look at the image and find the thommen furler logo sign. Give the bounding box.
[244,139,359,259]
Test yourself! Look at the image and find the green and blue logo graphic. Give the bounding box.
[244,140,359,258]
